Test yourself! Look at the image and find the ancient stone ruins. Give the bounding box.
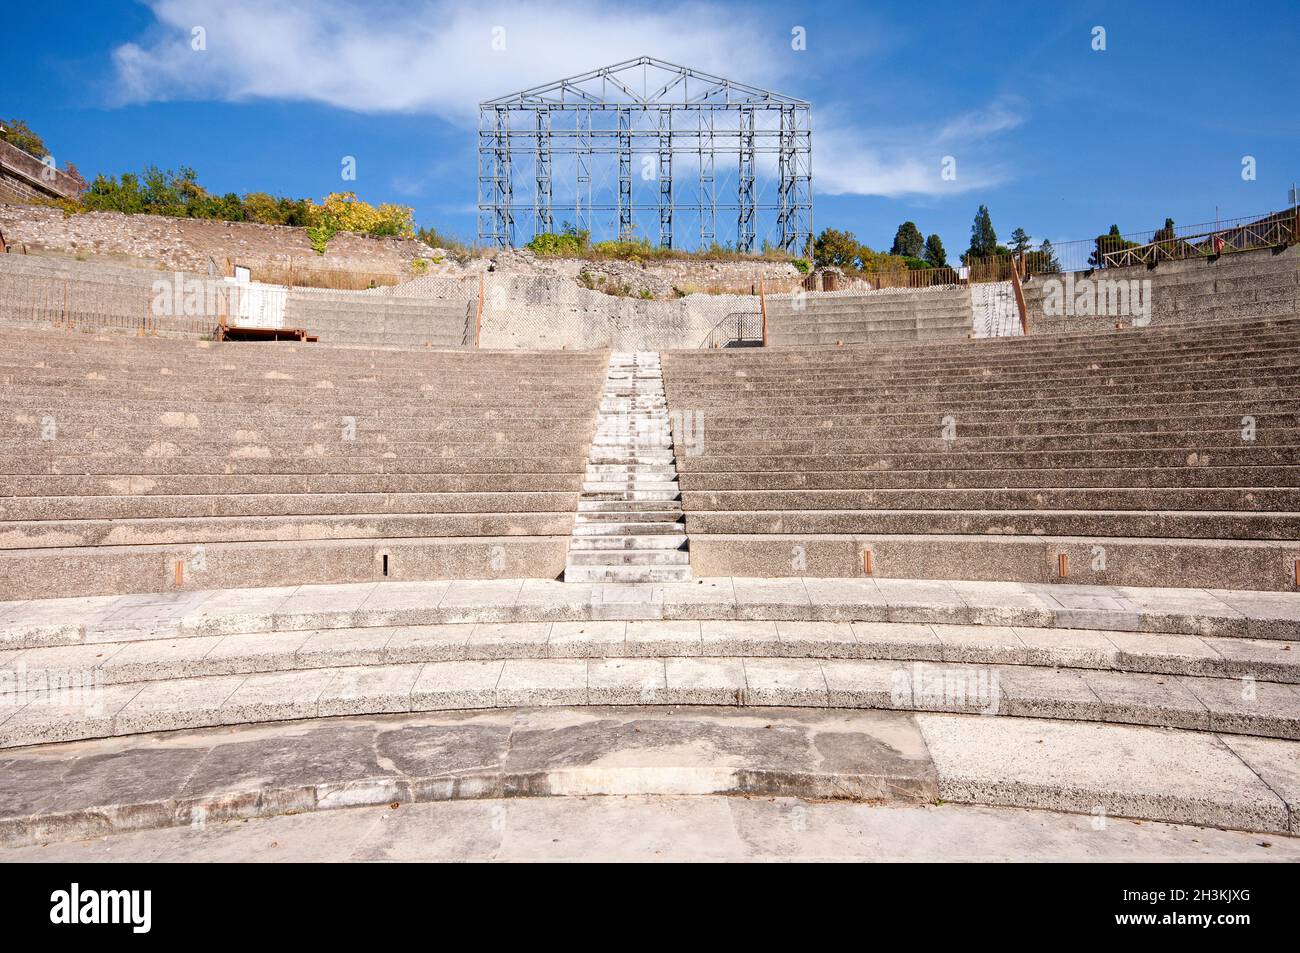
[0,194,1298,862]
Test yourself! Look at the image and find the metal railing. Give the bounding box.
[1100,211,1297,268]
[699,311,763,348]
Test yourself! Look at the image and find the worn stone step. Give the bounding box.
[567,534,688,551]
[2,651,1296,752]
[563,565,693,583]
[566,550,691,567]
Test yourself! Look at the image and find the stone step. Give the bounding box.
[683,485,1300,509]
[571,520,690,536]
[0,512,581,548]
[0,537,573,601]
[2,649,1296,753]
[2,706,1297,847]
[566,550,691,567]
[563,565,693,583]
[567,350,689,583]
[585,467,679,480]
[578,495,682,507]
[567,534,688,551]
[0,491,583,520]
[9,618,1294,689]
[676,466,1300,491]
[0,576,1295,650]
[685,533,1300,591]
[575,509,685,523]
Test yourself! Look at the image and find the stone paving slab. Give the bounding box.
[916,713,1294,834]
[2,577,1296,651]
[1,706,1296,849]
[4,796,1298,862]
[0,706,937,847]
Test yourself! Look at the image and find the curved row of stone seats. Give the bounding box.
[1023,244,1300,333]
[0,253,214,338]
[0,255,474,347]
[764,286,973,346]
[0,577,1296,835]
[0,329,607,598]
[283,287,471,347]
[662,315,1300,590]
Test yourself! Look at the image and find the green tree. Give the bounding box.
[965,205,998,260]
[1009,227,1031,255]
[0,118,47,158]
[1088,224,1140,267]
[923,233,947,268]
[1153,217,1176,242]
[890,221,924,258]
[1025,239,1061,274]
[812,227,863,269]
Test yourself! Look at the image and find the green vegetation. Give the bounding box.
[1025,239,1062,274]
[0,118,48,158]
[889,221,924,258]
[923,233,947,268]
[524,224,800,264]
[416,225,472,256]
[1088,224,1141,267]
[811,228,910,274]
[965,204,998,261]
[526,224,591,257]
[72,165,416,254]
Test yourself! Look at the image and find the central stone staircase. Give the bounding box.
[565,351,691,583]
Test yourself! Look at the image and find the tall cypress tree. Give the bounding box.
[923,233,947,268]
[966,205,997,260]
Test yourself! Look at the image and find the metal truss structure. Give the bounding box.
[478,56,813,253]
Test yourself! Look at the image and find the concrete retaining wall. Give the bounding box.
[1023,244,1300,334]
[0,254,474,346]
[479,274,754,350]
[765,285,973,346]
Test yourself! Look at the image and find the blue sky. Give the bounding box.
[4,0,1298,256]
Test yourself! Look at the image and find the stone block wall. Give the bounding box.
[1022,244,1300,334]
[0,203,439,276]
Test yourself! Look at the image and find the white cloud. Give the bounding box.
[111,0,792,122]
[110,1,1027,199]
[815,100,1024,198]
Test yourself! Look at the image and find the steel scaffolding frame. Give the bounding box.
[477,56,812,253]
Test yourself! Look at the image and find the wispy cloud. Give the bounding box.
[110,1,1027,199]
[816,98,1025,198]
[111,0,793,121]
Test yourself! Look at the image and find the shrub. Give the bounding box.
[528,224,592,257]
[0,118,48,158]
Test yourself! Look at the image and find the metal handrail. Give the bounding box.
[699,310,763,348]
[1101,215,1296,269]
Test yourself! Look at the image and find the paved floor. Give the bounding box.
[3,796,1294,862]
[4,706,1295,846]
